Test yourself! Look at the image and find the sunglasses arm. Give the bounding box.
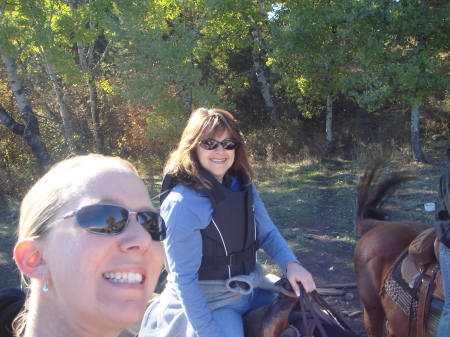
[37,212,77,236]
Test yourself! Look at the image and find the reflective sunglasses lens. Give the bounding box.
[222,140,238,150]
[199,139,219,150]
[137,212,167,241]
[199,139,238,150]
[76,204,128,235]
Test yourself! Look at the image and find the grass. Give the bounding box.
[253,160,360,279]
[1,141,448,289]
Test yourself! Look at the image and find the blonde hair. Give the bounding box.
[165,108,254,188]
[13,154,140,336]
[18,154,139,241]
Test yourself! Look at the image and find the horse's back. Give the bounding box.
[355,220,429,262]
[354,221,430,286]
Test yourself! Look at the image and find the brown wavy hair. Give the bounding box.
[164,108,254,188]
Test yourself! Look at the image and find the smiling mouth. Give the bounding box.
[103,272,144,284]
[211,159,226,163]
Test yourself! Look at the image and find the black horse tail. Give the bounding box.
[356,158,417,235]
[0,287,26,337]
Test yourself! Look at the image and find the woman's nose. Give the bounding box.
[120,215,152,252]
[214,145,225,153]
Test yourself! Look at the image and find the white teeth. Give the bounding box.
[103,272,144,284]
[211,159,225,162]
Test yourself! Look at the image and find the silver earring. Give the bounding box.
[42,275,49,292]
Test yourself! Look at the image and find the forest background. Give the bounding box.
[1,0,450,208]
[1,2,450,333]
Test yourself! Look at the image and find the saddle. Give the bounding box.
[399,227,445,337]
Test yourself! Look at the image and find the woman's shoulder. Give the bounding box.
[161,184,213,228]
[162,184,210,211]
[170,183,207,199]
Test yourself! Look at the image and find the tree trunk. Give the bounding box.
[411,105,425,162]
[0,103,25,135]
[251,46,277,121]
[1,56,51,165]
[176,83,193,116]
[41,53,73,151]
[87,79,104,153]
[410,25,426,163]
[250,4,278,121]
[76,41,104,153]
[326,94,333,144]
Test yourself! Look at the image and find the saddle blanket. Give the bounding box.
[383,250,444,336]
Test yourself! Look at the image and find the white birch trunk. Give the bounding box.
[251,35,277,121]
[41,53,73,149]
[2,55,50,164]
[76,41,104,153]
[251,2,277,121]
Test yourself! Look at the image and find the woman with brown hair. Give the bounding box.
[140,108,315,337]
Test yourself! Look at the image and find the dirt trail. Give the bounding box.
[292,160,368,336]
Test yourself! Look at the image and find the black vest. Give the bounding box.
[160,171,258,280]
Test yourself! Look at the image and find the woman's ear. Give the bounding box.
[14,239,47,278]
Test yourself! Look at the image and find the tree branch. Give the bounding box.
[92,39,112,74]
[0,103,25,136]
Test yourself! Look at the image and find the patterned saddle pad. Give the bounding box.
[384,250,444,336]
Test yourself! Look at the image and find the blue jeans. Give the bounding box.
[437,242,450,336]
[211,287,277,337]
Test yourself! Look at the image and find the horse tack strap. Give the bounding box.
[299,286,328,337]
[417,279,430,337]
[417,265,439,337]
[299,291,311,337]
[309,290,354,331]
[272,280,357,337]
[407,264,428,337]
[276,283,330,337]
[424,268,439,330]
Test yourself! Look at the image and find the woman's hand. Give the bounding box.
[286,261,316,296]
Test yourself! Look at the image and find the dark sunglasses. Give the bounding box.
[198,139,239,150]
[42,204,166,241]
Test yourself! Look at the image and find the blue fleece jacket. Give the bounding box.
[161,175,299,336]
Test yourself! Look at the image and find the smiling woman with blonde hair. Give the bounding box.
[2,154,166,337]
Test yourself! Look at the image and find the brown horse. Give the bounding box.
[354,160,430,337]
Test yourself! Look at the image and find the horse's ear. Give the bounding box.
[14,239,47,278]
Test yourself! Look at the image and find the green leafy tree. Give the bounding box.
[110,0,223,138]
[270,0,355,148]
[111,0,282,141]
[0,2,52,165]
[200,0,280,121]
[345,0,450,162]
[1,0,123,157]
